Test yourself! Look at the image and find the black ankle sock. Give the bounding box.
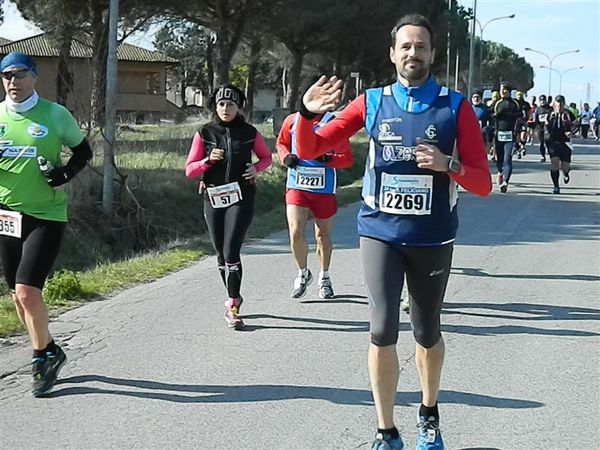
[419,403,439,418]
[550,170,559,187]
[32,349,46,359]
[377,427,399,438]
[45,340,58,355]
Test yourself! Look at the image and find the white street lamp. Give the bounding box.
[539,65,584,95]
[475,13,515,87]
[525,48,580,96]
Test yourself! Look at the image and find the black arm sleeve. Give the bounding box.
[65,138,93,176]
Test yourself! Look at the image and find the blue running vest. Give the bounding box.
[360,83,463,245]
[287,112,337,194]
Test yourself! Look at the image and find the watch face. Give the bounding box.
[449,159,459,173]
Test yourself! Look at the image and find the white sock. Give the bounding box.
[319,270,329,280]
[298,268,308,277]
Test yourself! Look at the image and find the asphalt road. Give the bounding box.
[1,138,599,450]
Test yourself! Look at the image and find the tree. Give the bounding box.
[481,41,534,92]
[163,0,264,88]
[154,18,213,104]
[268,0,367,110]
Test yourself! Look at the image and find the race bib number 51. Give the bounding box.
[206,182,243,208]
[379,173,432,215]
[0,210,22,238]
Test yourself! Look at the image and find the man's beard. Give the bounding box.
[399,60,429,83]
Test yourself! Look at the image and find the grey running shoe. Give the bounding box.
[291,270,313,299]
[32,345,66,397]
[318,277,334,299]
[553,186,560,194]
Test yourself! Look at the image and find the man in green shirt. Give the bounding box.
[0,52,92,396]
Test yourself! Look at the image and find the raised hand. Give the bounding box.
[302,75,344,114]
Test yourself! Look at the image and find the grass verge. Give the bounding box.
[0,248,202,337]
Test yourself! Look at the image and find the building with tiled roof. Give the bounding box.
[0,33,181,123]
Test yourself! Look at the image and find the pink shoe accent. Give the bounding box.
[226,297,240,308]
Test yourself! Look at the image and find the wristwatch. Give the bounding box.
[447,157,461,174]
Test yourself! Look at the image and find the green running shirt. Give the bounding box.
[0,98,84,222]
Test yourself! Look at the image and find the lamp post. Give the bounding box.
[467,0,477,98]
[475,13,515,88]
[524,47,580,96]
[539,65,584,95]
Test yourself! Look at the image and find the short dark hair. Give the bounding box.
[391,13,435,48]
[472,90,482,97]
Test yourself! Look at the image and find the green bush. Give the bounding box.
[43,270,85,306]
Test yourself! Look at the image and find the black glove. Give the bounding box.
[316,153,333,163]
[45,166,74,187]
[283,154,299,169]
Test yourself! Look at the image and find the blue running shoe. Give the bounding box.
[415,416,444,450]
[371,432,404,450]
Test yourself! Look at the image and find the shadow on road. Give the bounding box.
[239,313,369,333]
[452,266,600,282]
[50,374,544,409]
[442,301,600,321]
[302,294,368,306]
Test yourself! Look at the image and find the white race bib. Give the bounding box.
[497,131,513,142]
[0,210,22,238]
[294,166,325,190]
[206,182,242,208]
[379,173,432,215]
[539,114,548,124]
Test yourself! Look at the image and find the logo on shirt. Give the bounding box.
[0,123,7,138]
[27,123,48,138]
[377,123,403,143]
[382,145,416,162]
[0,145,37,158]
[381,117,403,124]
[425,124,437,141]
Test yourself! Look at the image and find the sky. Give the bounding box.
[458,0,600,106]
[1,0,599,106]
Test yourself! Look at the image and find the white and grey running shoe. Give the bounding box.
[291,270,313,298]
[318,277,334,299]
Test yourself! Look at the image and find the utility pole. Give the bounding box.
[454,53,460,91]
[467,0,477,98]
[102,0,118,216]
[446,0,451,86]
[585,82,592,103]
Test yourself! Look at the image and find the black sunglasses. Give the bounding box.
[1,70,30,80]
